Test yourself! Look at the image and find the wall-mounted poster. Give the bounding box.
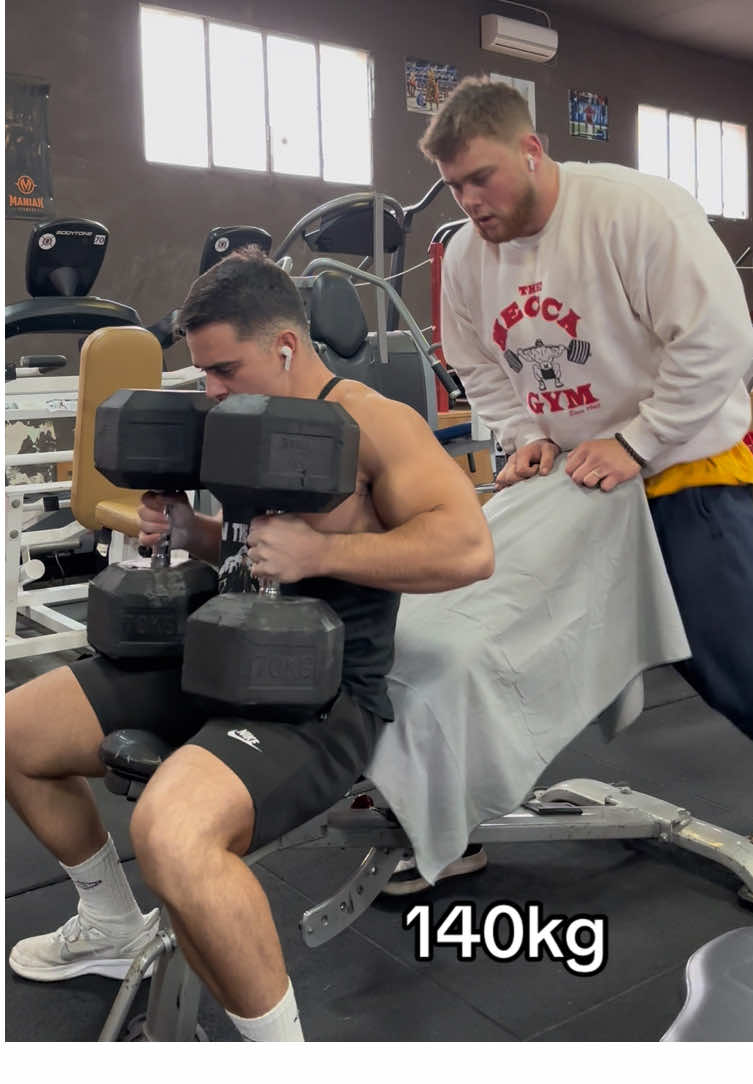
[405,57,458,114]
[569,89,608,141]
[489,73,536,129]
[6,74,54,219]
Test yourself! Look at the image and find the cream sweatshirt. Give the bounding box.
[441,161,753,472]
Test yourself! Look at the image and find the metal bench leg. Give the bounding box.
[99,919,207,1042]
[539,779,753,898]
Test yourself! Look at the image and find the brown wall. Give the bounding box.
[6,0,753,372]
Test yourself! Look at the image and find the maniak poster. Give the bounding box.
[6,74,54,219]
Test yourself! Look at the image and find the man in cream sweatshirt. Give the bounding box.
[421,76,753,740]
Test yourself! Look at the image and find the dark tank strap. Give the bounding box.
[317,376,341,400]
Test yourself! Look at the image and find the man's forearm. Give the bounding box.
[187,512,222,565]
[315,512,493,593]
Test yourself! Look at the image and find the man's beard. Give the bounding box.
[476,183,537,243]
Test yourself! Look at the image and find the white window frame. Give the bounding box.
[139,4,374,184]
[637,104,749,221]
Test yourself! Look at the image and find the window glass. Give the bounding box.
[267,36,319,177]
[668,113,695,197]
[638,105,668,179]
[722,122,748,219]
[209,23,267,171]
[320,45,372,185]
[696,118,723,216]
[140,6,208,167]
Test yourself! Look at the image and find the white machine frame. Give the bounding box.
[5,368,203,660]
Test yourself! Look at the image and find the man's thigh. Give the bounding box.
[650,484,753,731]
[188,689,387,852]
[6,665,109,778]
[69,653,213,746]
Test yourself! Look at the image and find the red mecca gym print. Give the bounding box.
[491,282,600,419]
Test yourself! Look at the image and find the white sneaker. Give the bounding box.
[9,906,161,982]
[381,844,488,897]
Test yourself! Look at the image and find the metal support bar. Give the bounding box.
[373,193,388,365]
[16,601,87,634]
[539,779,753,892]
[6,450,72,467]
[5,481,73,497]
[98,929,175,1041]
[300,846,403,947]
[134,941,205,1042]
[6,507,90,658]
[6,493,23,637]
[19,582,89,605]
[6,629,89,660]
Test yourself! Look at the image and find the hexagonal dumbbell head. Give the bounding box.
[88,560,218,659]
[182,592,344,709]
[94,389,213,491]
[199,395,360,517]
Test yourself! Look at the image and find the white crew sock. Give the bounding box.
[226,978,305,1042]
[60,833,145,930]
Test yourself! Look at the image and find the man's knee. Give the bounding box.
[130,753,256,894]
[130,795,191,894]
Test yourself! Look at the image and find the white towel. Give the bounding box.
[368,458,690,883]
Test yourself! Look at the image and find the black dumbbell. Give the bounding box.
[87,389,218,659]
[181,394,360,711]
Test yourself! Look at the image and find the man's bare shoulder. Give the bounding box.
[328,377,463,483]
[329,379,425,431]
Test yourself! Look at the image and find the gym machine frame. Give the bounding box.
[6,431,90,659]
[5,369,205,661]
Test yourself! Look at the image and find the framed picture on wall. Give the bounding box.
[405,57,458,114]
[569,89,608,141]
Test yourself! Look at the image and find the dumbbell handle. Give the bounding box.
[255,509,284,599]
[151,522,171,569]
[137,498,177,568]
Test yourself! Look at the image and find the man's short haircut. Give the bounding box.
[178,247,309,342]
[418,75,533,162]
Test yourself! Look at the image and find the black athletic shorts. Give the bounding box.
[69,654,386,852]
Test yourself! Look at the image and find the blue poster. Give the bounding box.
[568,89,608,141]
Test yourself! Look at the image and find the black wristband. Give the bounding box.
[614,432,648,468]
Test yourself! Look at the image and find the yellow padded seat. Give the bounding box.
[71,325,163,536]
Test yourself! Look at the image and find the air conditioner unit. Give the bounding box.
[480,14,558,63]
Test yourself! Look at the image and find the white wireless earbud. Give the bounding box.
[280,346,293,371]
[528,155,535,172]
